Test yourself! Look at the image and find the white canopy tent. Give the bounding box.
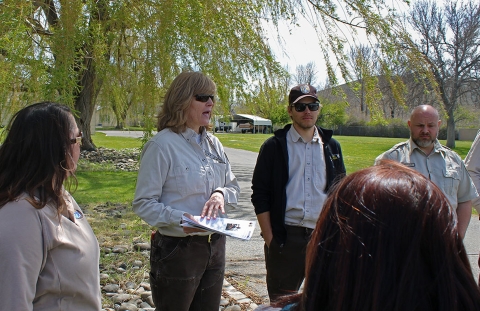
[232,114,272,133]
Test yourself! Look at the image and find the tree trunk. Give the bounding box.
[74,55,97,151]
[72,0,111,151]
[360,80,365,113]
[115,121,124,129]
[446,108,456,148]
[73,0,112,151]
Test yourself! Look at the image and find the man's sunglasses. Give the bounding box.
[195,94,215,102]
[291,102,320,112]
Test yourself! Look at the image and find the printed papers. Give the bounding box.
[181,215,256,240]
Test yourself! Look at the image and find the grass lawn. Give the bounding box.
[215,133,474,174]
[336,136,474,173]
[91,132,143,149]
[74,132,475,205]
[74,132,141,205]
[75,171,137,204]
[214,133,273,152]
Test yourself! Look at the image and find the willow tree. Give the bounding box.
[1,1,285,149]
[1,0,424,148]
[409,0,480,148]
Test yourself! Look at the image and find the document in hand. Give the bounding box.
[181,215,256,240]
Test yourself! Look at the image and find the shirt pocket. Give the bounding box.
[443,167,460,197]
[174,165,204,197]
[212,163,227,188]
[313,165,327,190]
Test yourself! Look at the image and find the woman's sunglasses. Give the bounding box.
[195,94,215,102]
[291,102,321,112]
[70,132,83,146]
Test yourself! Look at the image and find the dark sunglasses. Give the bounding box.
[291,102,320,112]
[194,94,215,102]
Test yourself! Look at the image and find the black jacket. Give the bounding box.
[251,124,346,245]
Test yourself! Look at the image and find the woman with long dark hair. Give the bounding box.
[258,160,480,311]
[0,102,101,310]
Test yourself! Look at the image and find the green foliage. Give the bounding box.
[317,100,349,129]
[1,0,438,140]
[455,105,478,126]
[367,116,389,126]
[348,45,394,120]
[385,118,407,127]
[241,73,291,126]
[1,0,290,147]
[269,103,291,126]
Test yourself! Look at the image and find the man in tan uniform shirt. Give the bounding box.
[376,105,478,239]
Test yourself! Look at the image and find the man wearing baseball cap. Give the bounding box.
[251,84,346,301]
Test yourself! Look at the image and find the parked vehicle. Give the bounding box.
[238,123,253,133]
[214,120,233,132]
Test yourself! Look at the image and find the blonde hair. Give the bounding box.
[157,71,216,133]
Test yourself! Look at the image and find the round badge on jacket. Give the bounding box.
[74,210,83,219]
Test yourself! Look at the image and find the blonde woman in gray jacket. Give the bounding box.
[133,72,240,310]
[0,102,101,311]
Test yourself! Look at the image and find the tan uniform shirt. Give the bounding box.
[0,192,101,311]
[376,138,478,210]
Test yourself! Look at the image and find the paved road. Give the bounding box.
[100,130,480,302]
[222,147,269,302]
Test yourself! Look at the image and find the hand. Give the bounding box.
[201,191,225,220]
[181,213,207,234]
[263,231,274,248]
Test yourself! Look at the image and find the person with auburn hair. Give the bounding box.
[257,160,480,311]
[0,102,101,310]
[133,71,239,310]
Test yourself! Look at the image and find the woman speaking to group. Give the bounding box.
[133,71,240,311]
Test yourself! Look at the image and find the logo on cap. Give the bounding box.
[300,85,310,94]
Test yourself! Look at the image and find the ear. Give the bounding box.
[407,120,411,129]
[438,120,442,127]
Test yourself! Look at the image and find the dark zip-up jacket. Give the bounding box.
[251,124,346,245]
